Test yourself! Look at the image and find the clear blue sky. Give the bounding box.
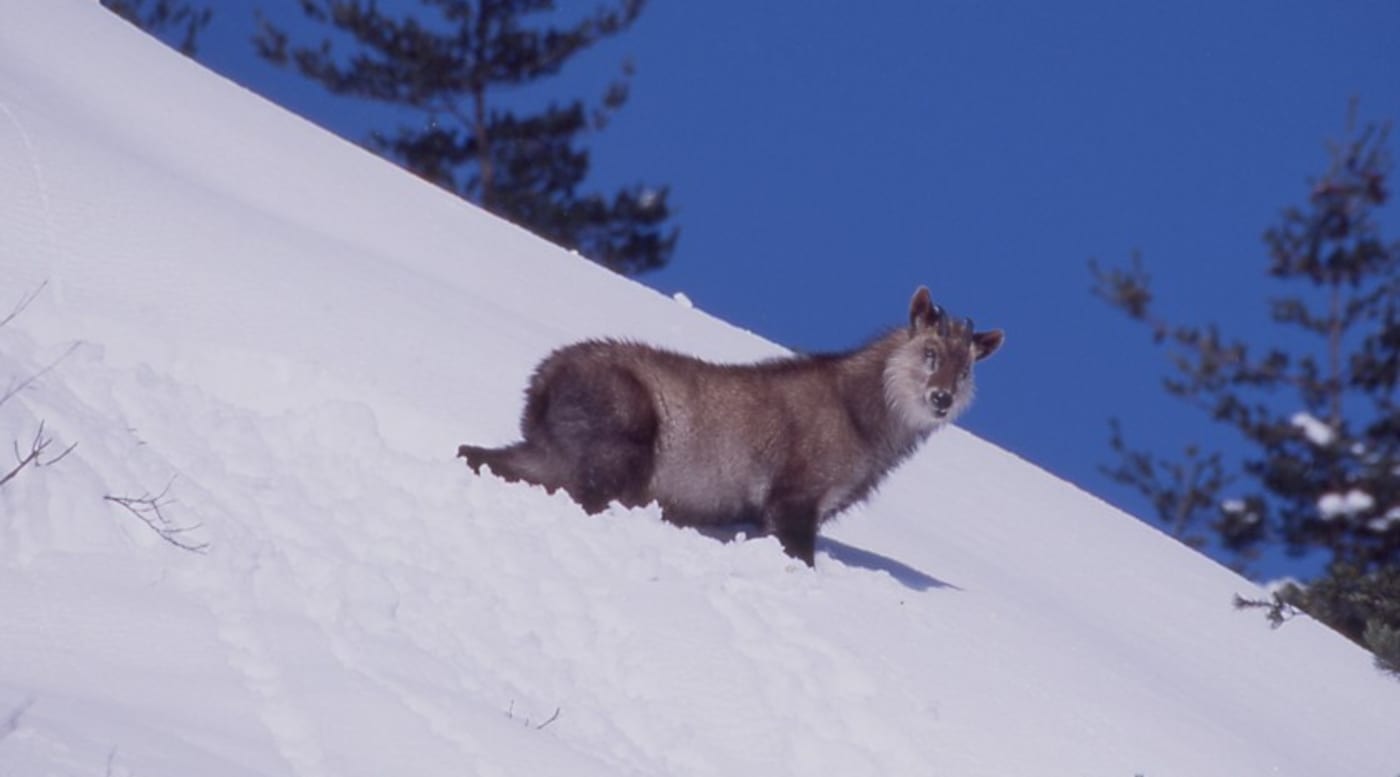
[191,1,1398,580]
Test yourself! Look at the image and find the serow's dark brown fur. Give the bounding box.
[459,286,1004,566]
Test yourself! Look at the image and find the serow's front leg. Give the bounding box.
[765,498,819,567]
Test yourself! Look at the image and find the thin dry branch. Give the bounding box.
[534,707,561,730]
[0,341,79,408]
[2,282,78,408]
[0,281,46,331]
[104,478,209,553]
[0,420,77,488]
[0,280,79,492]
[505,700,562,731]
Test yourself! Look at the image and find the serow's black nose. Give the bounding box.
[931,390,953,412]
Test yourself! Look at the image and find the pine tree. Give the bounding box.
[255,0,677,275]
[1091,109,1399,674]
[101,0,211,56]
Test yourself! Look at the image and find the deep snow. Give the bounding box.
[2,3,1399,776]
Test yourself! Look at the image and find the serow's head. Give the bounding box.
[888,286,1004,428]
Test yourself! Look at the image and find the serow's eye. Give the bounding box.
[924,348,938,368]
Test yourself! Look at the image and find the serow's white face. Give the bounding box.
[889,287,1005,430]
[916,329,977,422]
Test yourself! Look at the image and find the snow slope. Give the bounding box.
[2,3,1398,775]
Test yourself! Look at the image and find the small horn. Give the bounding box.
[963,316,975,333]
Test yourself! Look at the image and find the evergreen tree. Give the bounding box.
[255,0,677,275]
[101,0,211,56]
[1091,111,1399,675]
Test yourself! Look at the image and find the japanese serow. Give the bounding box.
[459,287,1004,565]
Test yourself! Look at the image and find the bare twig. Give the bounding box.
[0,281,46,331]
[504,700,562,731]
[0,341,79,408]
[1,282,78,409]
[0,280,79,492]
[534,707,561,730]
[0,421,77,488]
[104,478,209,553]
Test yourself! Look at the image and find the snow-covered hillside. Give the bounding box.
[2,3,1398,775]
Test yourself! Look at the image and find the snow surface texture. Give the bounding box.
[3,3,1399,775]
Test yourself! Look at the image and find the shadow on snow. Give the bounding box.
[819,537,961,592]
[690,524,959,592]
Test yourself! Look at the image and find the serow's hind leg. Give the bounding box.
[457,442,558,490]
[457,444,491,473]
[459,438,651,515]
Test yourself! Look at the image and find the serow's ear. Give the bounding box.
[908,286,943,331]
[973,329,1005,361]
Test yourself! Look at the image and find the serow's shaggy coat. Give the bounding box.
[459,287,1004,565]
